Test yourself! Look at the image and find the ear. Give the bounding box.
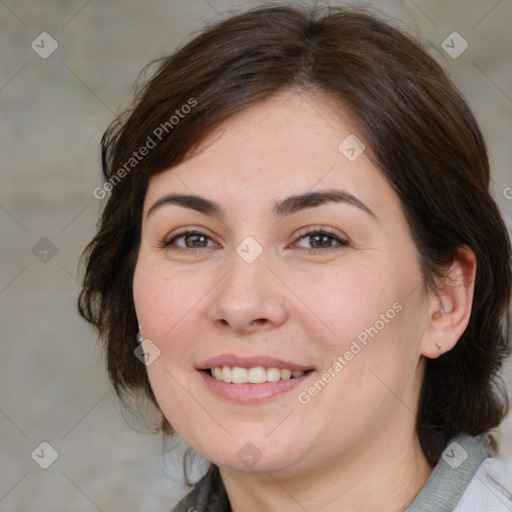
[421,246,477,359]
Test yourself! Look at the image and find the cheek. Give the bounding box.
[291,264,420,393]
[289,264,399,346]
[133,261,201,343]
[133,262,208,432]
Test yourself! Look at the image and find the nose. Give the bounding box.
[208,250,289,335]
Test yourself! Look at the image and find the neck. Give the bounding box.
[220,429,433,512]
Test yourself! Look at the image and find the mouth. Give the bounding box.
[196,356,316,403]
[206,366,310,383]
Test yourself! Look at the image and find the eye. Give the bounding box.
[161,230,218,250]
[159,227,349,253]
[293,227,349,251]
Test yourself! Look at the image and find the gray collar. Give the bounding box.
[405,434,489,512]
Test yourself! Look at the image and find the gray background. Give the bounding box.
[1,0,511,510]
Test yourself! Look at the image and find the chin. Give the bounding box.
[201,437,308,475]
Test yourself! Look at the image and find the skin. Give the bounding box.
[133,90,476,512]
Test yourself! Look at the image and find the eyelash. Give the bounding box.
[160,226,349,253]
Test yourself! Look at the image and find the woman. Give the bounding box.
[79,4,512,511]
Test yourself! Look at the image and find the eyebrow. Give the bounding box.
[146,189,376,220]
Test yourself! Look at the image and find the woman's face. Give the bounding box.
[133,90,432,476]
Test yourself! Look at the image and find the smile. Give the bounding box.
[197,354,315,402]
[209,366,306,383]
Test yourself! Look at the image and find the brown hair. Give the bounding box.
[78,3,512,465]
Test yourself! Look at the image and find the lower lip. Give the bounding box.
[199,370,314,403]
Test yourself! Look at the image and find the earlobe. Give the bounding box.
[421,246,477,359]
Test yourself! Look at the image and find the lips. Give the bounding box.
[197,354,315,402]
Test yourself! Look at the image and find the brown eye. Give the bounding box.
[309,233,336,249]
[294,229,349,251]
[181,233,209,248]
[162,230,217,250]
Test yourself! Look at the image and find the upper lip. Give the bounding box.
[197,354,314,372]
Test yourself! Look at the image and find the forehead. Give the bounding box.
[143,91,394,219]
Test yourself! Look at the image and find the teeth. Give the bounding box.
[210,366,306,383]
[281,369,292,380]
[248,367,267,384]
[266,367,281,382]
[221,366,232,383]
[231,366,249,384]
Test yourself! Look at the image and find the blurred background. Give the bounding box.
[1,0,511,510]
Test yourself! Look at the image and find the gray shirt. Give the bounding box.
[171,434,490,512]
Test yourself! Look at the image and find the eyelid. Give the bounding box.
[294,224,347,240]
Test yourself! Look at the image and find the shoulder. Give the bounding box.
[406,434,509,512]
[454,457,512,511]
